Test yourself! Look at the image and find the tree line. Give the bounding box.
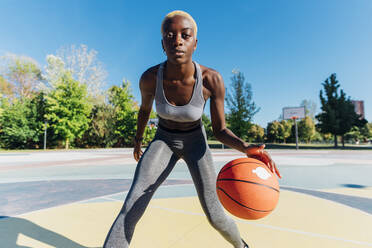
[224,71,371,147]
[1,45,371,149]
[0,45,149,149]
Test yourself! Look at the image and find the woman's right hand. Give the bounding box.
[246,144,281,178]
[133,142,143,162]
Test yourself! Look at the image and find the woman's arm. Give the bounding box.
[133,69,156,161]
[207,71,248,152]
[206,70,281,178]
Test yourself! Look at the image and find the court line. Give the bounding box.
[12,184,195,217]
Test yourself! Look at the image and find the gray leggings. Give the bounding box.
[103,126,244,248]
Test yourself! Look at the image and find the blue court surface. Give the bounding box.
[0,148,371,247]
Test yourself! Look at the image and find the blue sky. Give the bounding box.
[1,0,371,127]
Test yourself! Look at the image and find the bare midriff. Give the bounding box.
[158,117,201,131]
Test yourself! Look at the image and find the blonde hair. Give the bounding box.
[161,10,198,38]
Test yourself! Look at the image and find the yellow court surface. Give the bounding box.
[1,189,371,248]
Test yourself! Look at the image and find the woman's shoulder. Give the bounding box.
[140,63,162,83]
[199,64,224,90]
[139,63,162,94]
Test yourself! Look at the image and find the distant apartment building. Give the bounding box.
[351,100,365,119]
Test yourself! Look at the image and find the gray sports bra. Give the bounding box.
[155,61,205,122]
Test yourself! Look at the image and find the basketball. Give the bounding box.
[216,157,280,220]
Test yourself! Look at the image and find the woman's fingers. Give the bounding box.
[268,157,281,178]
[247,147,281,178]
[273,161,281,178]
[264,152,280,178]
[134,149,143,162]
[133,147,142,162]
[268,161,274,172]
[253,148,281,179]
[133,152,138,161]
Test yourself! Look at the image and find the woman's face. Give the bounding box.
[162,15,197,64]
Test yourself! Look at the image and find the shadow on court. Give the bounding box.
[342,184,367,188]
[0,216,99,248]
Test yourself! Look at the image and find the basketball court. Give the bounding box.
[1,148,372,248]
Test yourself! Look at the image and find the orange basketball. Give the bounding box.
[216,157,280,220]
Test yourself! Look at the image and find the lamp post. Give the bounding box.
[44,121,47,150]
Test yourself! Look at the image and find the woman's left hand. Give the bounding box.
[245,144,281,178]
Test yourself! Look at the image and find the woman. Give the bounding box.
[104,10,281,248]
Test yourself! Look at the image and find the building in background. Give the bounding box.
[351,100,365,119]
[148,118,158,128]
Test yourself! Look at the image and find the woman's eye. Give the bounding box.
[182,34,191,39]
[166,33,174,38]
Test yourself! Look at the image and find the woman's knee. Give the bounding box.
[206,211,230,230]
[120,187,145,213]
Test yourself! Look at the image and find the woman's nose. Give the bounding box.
[173,34,183,46]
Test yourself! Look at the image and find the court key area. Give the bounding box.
[0,148,372,248]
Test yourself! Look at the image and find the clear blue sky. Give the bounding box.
[1,0,371,127]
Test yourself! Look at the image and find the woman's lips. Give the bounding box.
[172,50,185,56]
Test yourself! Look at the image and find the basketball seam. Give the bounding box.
[217,187,274,212]
[217,178,280,193]
[219,161,265,174]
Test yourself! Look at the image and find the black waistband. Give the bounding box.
[158,123,201,133]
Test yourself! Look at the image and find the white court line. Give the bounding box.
[13,184,195,216]
[150,205,372,247]
[78,184,195,203]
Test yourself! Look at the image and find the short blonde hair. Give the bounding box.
[161,10,198,38]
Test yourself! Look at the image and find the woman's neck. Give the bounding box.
[164,60,195,81]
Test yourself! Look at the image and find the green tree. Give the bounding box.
[226,70,260,140]
[266,121,281,143]
[344,126,362,144]
[321,132,333,143]
[27,92,48,148]
[363,123,372,141]
[0,97,44,149]
[247,123,265,143]
[75,103,116,148]
[316,73,366,147]
[108,80,137,147]
[0,92,8,148]
[338,97,367,146]
[45,73,92,149]
[298,116,316,143]
[279,120,292,143]
[311,130,323,143]
[0,92,6,117]
[0,93,3,148]
[202,114,214,140]
[345,123,372,144]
